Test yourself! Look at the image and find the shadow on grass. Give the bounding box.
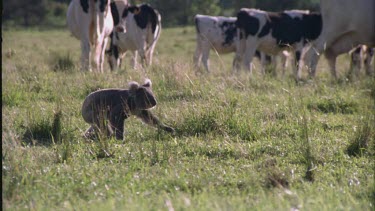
[22,110,67,146]
[307,98,358,114]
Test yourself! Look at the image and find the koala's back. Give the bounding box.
[82,89,129,122]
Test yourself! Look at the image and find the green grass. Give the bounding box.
[2,27,375,210]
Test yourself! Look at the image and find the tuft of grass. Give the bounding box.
[176,109,221,136]
[224,117,257,141]
[22,115,54,146]
[346,116,375,156]
[22,108,67,146]
[2,89,26,107]
[51,52,75,72]
[51,109,63,143]
[299,106,316,182]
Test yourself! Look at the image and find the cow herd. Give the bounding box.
[67,0,161,72]
[67,0,374,80]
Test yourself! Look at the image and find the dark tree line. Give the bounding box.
[2,0,320,28]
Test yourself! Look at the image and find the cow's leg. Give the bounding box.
[259,52,267,75]
[201,43,211,73]
[99,37,109,73]
[108,45,122,71]
[81,39,91,72]
[146,42,157,66]
[232,29,246,73]
[138,47,147,68]
[364,48,374,76]
[281,50,290,77]
[193,36,203,70]
[260,53,276,76]
[294,50,303,80]
[132,51,138,69]
[298,44,319,79]
[270,55,277,77]
[324,48,338,79]
[349,47,362,77]
[94,38,103,73]
[243,39,258,76]
[243,48,257,76]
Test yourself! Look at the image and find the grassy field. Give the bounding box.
[2,27,375,210]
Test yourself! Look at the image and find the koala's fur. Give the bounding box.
[82,79,174,140]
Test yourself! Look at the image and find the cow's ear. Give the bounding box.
[128,6,140,14]
[133,7,141,15]
[129,81,139,93]
[142,79,152,88]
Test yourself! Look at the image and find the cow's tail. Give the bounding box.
[146,9,162,53]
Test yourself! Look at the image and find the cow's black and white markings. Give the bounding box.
[106,3,161,70]
[234,9,322,79]
[193,14,288,74]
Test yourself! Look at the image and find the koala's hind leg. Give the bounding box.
[136,110,175,133]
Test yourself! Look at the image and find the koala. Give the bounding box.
[81,79,174,140]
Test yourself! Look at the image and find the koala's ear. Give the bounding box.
[128,81,139,92]
[143,79,152,88]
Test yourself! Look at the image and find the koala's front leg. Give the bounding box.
[109,105,127,140]
[84,126,96,139]
[136,110,175,133]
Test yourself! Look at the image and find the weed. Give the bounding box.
[51,52,75,72]
[22,115,54,146]
[51,109,62,143]
[346,116,375,156]
[2,88,26,107]
[177,109,221,136]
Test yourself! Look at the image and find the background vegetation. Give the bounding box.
[2,25,374,210]
[3,0,320,28]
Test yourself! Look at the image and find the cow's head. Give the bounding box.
[106,41,121,71]
[115,5,141,34]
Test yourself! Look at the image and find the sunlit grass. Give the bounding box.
[2,28,374,210]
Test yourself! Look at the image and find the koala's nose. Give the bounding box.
[149,98,157,107]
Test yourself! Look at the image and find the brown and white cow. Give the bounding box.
[301,0,375,79]
[194,14,289,74]
[234,9,322,79]
[67,0,114,72]
[106,3,161,70]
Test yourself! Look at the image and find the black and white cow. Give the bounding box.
[67,0,114,72]
[106,3,161,70]
[194,14,289,74]
[234,9,322,79]
[301,0,375,79]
